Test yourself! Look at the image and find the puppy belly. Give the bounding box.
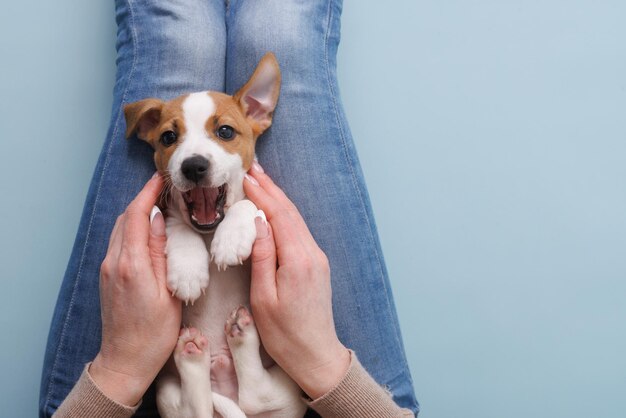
[210,351,238,401]
[182,261,251,398]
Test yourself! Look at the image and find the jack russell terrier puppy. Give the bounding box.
[124,53,307,418]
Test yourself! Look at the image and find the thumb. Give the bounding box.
[250,210,277,303]
[149,206,167,285]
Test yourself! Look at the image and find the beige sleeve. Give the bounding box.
[53,355,414,418]
[307,351,415,418]
[53,363,140,418]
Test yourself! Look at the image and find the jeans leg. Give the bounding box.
[39,1,226,416]
[226,0,419,414]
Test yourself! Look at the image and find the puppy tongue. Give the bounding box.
[189,187,219,225]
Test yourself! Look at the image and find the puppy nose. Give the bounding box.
[181,156,209,183]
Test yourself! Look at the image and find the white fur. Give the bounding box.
[156,91,305,418]
[211,200,259,271]
[226,308,307,418]
[165,212,210,303]
[168,92,245,199]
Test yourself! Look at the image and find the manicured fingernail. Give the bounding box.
[151,171,159,179]
[255,209,267,225]
[150,206,165,236]
[245,173,259,186]
[150,205,161,223]
[251,160,264,173]
[255,214,269,239]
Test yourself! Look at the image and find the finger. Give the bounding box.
[247,204,309,265]
[243,173,282,216]
[106,214,125,254]
[250,211,278,305]
[124,173,164,249]
[127,172,164,216]
[244,176,305,254]
[101,214,125,287]
[245,169,315,241]
[148,206,168,288]
[244,173,312,241]
[244,175,319,255]
[246,168,300,214]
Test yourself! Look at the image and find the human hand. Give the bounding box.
[90,173,182,406]
[243,162,351,400]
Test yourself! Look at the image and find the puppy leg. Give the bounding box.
[166,216,210,304]
[155,364,182,418]
[225,307,307,417]
[210,199,258,270]
[171,327,214,418]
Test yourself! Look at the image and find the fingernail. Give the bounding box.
[151,171,160,179]
[150,205,161,223]
[251,160,264,173]
[245,173,259,186]
[255,209,267,225]
[150,206,165,236]
[255,210,269,239]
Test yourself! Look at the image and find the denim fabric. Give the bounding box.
[39,1,419,416]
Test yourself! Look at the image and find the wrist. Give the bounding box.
[89,353,151,407]
[292,343,351,400]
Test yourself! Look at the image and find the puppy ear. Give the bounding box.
[234,53,281,135]
[124,98,164,142]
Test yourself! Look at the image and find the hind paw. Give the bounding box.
[224,306,256,344]
[174,327,210,366]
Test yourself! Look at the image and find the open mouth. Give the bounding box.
[182,185,227,231]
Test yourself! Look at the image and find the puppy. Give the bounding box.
[124,53,307,418]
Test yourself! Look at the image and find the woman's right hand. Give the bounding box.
[90,173,182,406]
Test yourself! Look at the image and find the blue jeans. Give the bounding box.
[39,1,419,416]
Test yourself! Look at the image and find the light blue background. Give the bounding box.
[1,1,625,417]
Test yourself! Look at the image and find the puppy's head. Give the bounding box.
[124,53,281,233]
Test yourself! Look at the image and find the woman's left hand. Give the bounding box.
[243,163,351,400]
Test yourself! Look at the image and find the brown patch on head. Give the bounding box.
[124,98,163,139]
[207,92,258,170]
[124,95,188,173]
[124,53,281,173]
[233,52,281,136]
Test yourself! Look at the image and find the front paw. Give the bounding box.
[210,217,256,270]
[167,253,209,304]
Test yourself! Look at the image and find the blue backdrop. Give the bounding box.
[1,1,625,417]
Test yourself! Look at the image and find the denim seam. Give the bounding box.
[42,0,140,414]
[322,0,412,382]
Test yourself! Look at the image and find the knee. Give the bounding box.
[228,0,333,88]
[129,1,226,95]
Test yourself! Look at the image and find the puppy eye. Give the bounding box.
[217,125,235,141]
[160,130,178,146]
